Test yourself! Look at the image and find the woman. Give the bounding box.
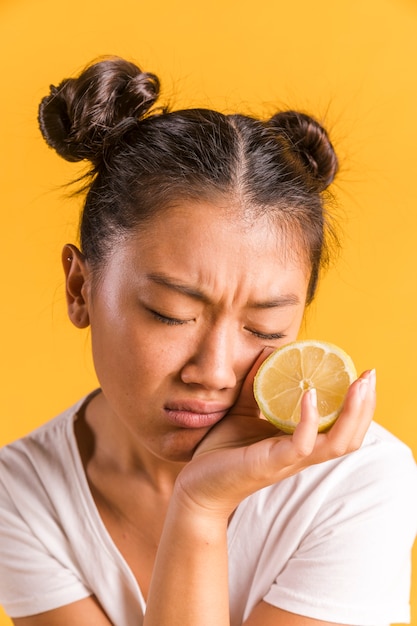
[0,56,416,626]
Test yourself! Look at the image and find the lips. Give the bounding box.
[164,400,231,429]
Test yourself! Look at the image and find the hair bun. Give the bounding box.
[268,111,338,191]
[38,57,160,164]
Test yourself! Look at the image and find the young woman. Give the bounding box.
[0,57,416,626]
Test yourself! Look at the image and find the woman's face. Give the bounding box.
[75,201,310,464]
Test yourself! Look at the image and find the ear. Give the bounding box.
[62,244,91,329]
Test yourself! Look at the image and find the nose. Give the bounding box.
[180,322,240,391]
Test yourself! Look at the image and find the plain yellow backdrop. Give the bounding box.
[1,0,416,623]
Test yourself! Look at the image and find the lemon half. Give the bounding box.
[253,340,357,433]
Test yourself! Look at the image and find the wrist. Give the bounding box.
[170,477,232,533]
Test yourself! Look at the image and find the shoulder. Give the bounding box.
[0,392,98,517]
[0,393,100,619]
[0,392,97,478]
[348,420,417,499]
[231,421,417,564]
[228,423,417,624]
[231,424,417,556]
[241,421,417,515]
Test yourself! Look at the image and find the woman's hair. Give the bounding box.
[38,56,339,303]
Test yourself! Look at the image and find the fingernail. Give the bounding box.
[359,378,369,400]
[309,387,317,409]
[369,368,376,392]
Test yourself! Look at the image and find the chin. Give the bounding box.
[155,429,209,464]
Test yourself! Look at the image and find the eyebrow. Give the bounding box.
[146,272,300,309]
[147,273,209,301]
[249,294,301,309]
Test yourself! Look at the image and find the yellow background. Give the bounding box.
[1,0,416,623]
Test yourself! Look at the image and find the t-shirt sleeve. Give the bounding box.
[0,467,92,618]
[263,436,417,625]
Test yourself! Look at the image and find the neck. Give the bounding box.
[75,390,186,494]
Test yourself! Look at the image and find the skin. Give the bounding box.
[13,201,376,626]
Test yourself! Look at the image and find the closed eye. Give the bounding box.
[246,328,286,341]
[149,310,190,326]
[150,308,286,339]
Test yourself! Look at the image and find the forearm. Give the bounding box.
[142,369,376,625]
[143,492,230,626]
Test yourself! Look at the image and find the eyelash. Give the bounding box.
[150,310,285,341]
[150,311,189,326]
[248,330,286,341]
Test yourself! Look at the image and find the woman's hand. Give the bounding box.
[174,350,377,519]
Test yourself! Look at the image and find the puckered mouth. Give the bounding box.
[163,401,232,429]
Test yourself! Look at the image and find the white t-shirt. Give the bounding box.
[0,394,416,625]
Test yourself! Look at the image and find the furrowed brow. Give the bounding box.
[148,273,300,309]
[146,273,209,302]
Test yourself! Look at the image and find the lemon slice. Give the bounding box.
[253,340,357,433]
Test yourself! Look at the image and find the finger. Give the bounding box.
[338,369,376,448]
[245,384,323,468]
[315,369,376,461]
[267,389,320,471]
[291,388,320,457]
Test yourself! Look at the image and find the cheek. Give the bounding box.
[89,310,189,387]
[292,307,306,335]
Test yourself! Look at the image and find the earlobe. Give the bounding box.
[62,244,91,329]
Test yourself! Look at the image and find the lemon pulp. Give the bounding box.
[253,340,357,433]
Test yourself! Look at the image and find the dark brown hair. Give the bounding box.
[38,56,339,303]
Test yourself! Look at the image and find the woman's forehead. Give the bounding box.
[136,198,310,261]
[102,201,311,300]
